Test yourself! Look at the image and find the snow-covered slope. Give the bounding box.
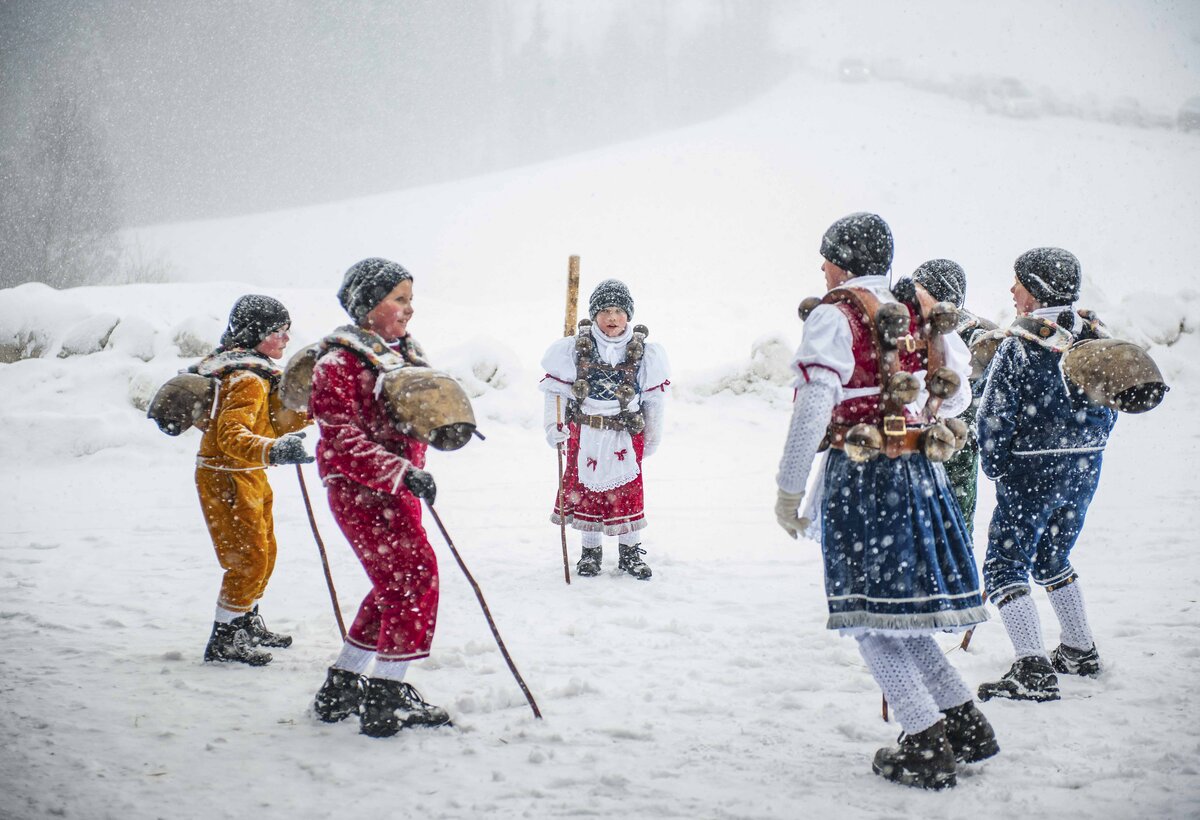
[2,71,1199,819]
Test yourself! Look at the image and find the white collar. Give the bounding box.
[590,322,633,366]
[832,274,891,293]
[1030,304,1074,323]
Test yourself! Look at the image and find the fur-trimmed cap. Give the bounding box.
[338,258,413,323]
[588,279,634,320]
[220,294,290,350]
[820,212,894,278]
[913,259,967,308]
[1014,247,1080,307]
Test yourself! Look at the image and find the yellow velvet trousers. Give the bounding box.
[196,467,278,612]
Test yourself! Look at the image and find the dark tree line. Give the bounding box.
[0,86,121,288]
[0,1,789,289]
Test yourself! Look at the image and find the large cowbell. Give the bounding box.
[281,344,476,450]
[280,343,321,412]
[147,373,216,435]
[1062,339,1169,413]
[380,367,477,451]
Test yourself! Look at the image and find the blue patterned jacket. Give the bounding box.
[977,323,1117,480]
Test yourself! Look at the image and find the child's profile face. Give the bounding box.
[1010,278,1040,315]
[366,279,415,341]
[594,307,629,338]
[255,326,290,360]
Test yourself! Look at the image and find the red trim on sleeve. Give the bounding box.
[796,362,841,383]
[541,374,573,386]
[644,379,671,393]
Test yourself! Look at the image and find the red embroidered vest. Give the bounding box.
[828,294,926,427]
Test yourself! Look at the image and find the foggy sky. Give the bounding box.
[2,0,1197,231]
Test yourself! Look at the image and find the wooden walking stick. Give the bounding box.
[564,254,581,337]
[295,464,347,640]
[553,254,581,584]
[959,592,987,651]
[425,500,543,720]
[556,396,571,584]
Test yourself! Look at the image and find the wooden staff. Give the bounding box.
[564,255,580,337]
[425,500,543,720]
[960,592,987,651]
[295,464,347,640]
[555,255,581,584]
[556,396,571,584]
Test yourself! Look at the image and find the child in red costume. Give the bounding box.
[308,258,450,737]
[540,279,670,579]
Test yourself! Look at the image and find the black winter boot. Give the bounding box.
[203,622,272,666]
[617,544,652,580]
[872,720,957,790]
[942,701,999,763]
[1050,643,1101,677]
[232,605,293,648]
[576,546,603,577]
[313,666,366,723]
[360,678,451,738]
[977,655,1060,702]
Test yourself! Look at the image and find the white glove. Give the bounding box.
[545,425,568,448]
[775,489,809,540]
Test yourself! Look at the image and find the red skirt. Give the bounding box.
[552,423,646,535]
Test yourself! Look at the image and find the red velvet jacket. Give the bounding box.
[310,345,427,495]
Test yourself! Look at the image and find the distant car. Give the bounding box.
[982,77,1039,118]
[838,58,871,83]
[1179,96,1200,132]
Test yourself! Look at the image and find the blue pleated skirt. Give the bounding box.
[820,449,988,632]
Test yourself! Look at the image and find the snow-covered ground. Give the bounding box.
[2,72,1199,819]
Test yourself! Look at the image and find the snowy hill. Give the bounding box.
[2,71,1199,819]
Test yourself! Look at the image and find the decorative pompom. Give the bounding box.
[890,276,917,306]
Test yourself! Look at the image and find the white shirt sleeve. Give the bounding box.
[538,336,577,397]
[791,304,854,393]
[776,367,840,494]
[638,342,671,392]
[935,330,973,418]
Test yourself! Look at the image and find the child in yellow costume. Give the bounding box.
[196,294,313,666]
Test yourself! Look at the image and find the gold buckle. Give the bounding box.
[883,415,906,437]
[899,335,917,353]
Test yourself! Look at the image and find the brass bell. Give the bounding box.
[844,423,883,462]
[921,422,957,462]
[615,383,636,408]
[885,372,922,405]
[572,379,590,402]
[632,324,649,338]
[575,333,595,355]
[623,411,646,434]
[578,318,593,330]
[875,302,912,349]
[626,338,644,361]
[927,367,962,399]
[926,302,959,335]
[798,296,823,322]
[944,417,969,450]
[969,328,1005,380]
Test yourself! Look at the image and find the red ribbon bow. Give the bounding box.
[586,457,598,470]
[614,449,628,461]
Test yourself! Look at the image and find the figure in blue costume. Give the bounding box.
[775,213,996,790]
[975,248,1117,703]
